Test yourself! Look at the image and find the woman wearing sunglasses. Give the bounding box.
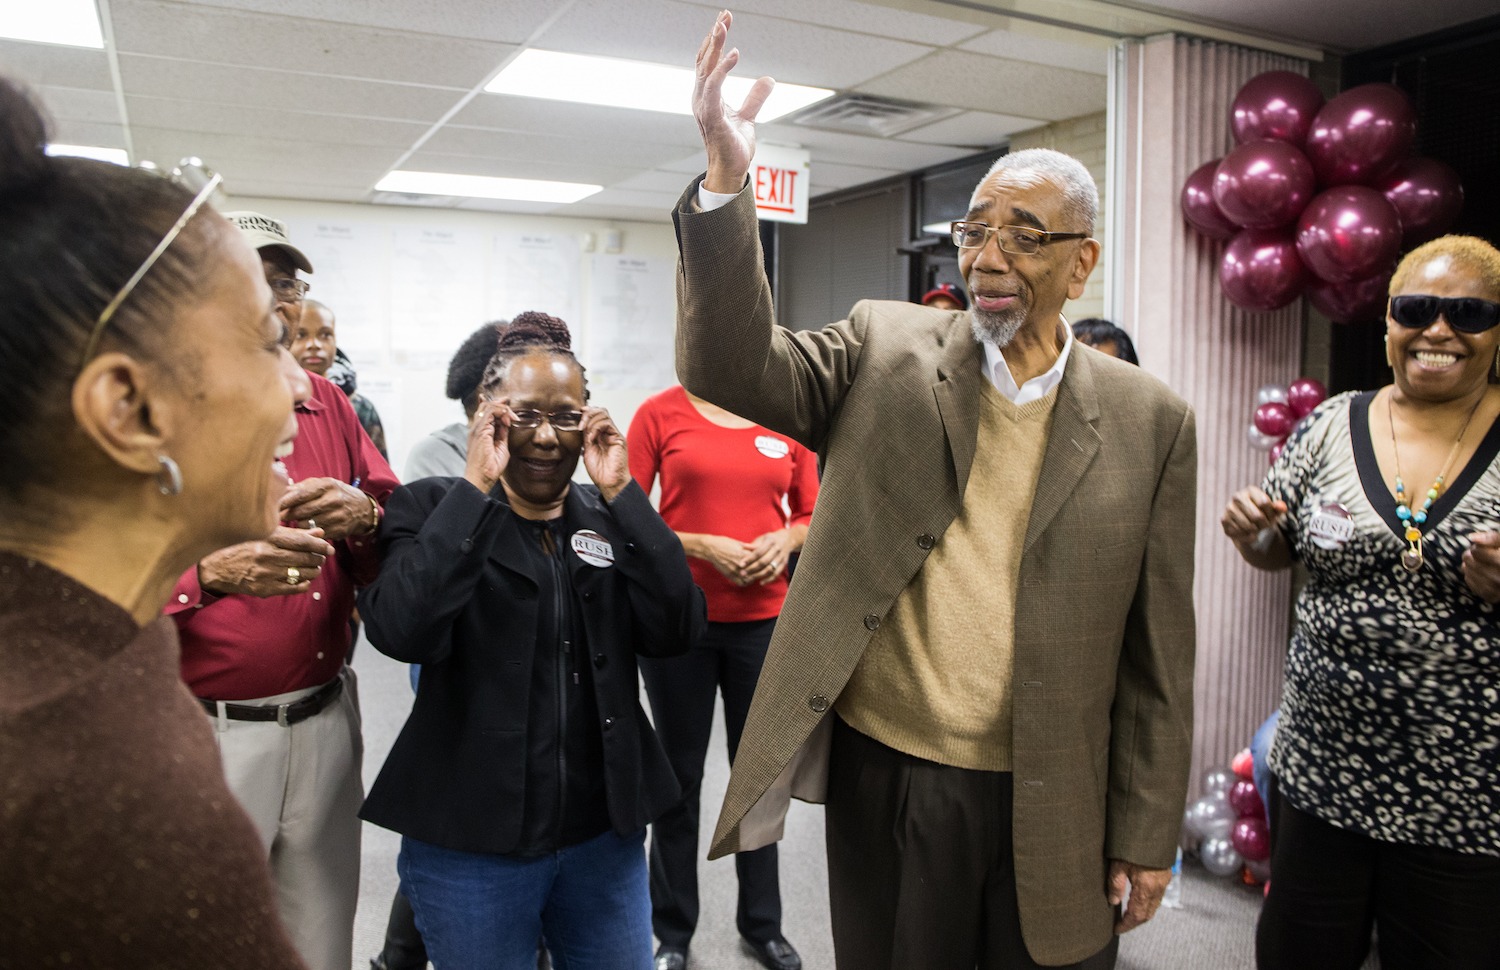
[0,80,310,965]
[357,312,706,970]
[1222,235,1500,969]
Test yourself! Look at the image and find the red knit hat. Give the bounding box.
[921,283,967,309]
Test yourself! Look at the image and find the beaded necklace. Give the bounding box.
[1387,389,1484,572]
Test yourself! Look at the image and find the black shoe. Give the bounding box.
[653,945,687,970]
[742,936,801,970]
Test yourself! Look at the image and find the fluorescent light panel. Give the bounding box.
[0,0,104,48]
[485,49,833,122]
[46,143,128,165]
[375,170,602,204]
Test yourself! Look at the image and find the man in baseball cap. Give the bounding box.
[920,282,968,311]
[168,211,398,970]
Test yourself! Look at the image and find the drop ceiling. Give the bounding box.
[1,0,1491,223]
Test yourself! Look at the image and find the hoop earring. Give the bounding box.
[156,455,182,496]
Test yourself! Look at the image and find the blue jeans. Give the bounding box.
[1251,710,1280,830]
[399,829,652,970]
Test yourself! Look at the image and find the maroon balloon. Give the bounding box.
[1220,228,1308,311]
[1379,157,1464,246]
[1182,159,1239,240]
[1232,71,1325,146]
[1305,83,1417,186]
[1254,401,1297,438]
[1287,377,1328,418]
[1232,815,1271,862]
[1296,186,1403,284]
[1229,780,1265,818]
[1307,271,1391,323]
[1213,140,1316,229]
[1269,441,1286,464]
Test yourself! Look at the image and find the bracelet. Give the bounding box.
[364,492,381,534]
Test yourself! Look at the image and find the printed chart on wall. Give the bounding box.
[285,220,387,360]
[389,226,486,365]
[587,255,675,390]
[490,232,582,326]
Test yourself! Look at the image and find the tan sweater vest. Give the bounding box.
[837,379,1057,770]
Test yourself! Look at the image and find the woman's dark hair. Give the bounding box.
[480,310,589,400]
[446,320,507,415]
[0,77,223,499]
[1071,317,1139,366]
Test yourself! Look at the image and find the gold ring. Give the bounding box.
[286,566,301,585]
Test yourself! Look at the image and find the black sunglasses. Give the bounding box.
[1389,295,1500,334]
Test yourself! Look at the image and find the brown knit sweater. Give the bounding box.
[0,553,306,969]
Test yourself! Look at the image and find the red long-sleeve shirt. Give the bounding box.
[166,373,398,699]
[627,386,818,623]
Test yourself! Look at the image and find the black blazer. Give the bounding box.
[358,477,706,854]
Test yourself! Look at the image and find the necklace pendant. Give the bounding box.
[1401,546,1424,572]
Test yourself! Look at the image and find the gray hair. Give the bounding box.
[971,148,1098,235]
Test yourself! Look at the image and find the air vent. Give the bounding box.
[782,94,961,138]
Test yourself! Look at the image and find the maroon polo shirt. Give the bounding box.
[166,373,398,700]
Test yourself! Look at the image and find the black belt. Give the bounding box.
[199,677,343,727]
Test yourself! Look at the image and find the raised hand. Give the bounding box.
[693,10,775,194]
[464,397,512,495]
[1463,532,1500,603]
[1221,486,1292,570]
[279,477,374,540]
[580,407,630,501]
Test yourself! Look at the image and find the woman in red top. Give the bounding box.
[628,386,819,970]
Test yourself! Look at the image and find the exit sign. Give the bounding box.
[750,144,810,224]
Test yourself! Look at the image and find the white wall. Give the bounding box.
[230,194,688,481]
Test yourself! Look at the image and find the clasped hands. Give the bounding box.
[198,479,374,598]
[693,529,795,587]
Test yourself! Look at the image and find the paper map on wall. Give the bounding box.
[489,233,582,326]
[285,221,386,358]
[586,255,675,390]
[389,227,486,354]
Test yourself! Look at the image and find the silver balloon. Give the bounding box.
[1201,836,1244,877]
[1247,423,1281,451]
[1255,383,1290,406]
[1186,794,1236,840]
[1202,768,1235,796]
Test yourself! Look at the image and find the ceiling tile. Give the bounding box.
[401,150,641,188]
[447,96,702,150]
[34,85,120,125]
[659,152,709,175]
[48,121,129,150]
[225,179,372,203]
[758,125,973,169]
[857,50,1107,121]
[0,39,112,89]
[612,169,700,193]
[895,109,1043,147]
[117,55,464,122]
[808,160,904,192]
[534,0,934,90]
[128,125,399,184]
[565,202,673,224]
[958,26,1112,76]
[584,187,684,210]
[109,0,515,88]
[126,95,430,147]
[420,126,687,171]
[153,0,561,44]
[678,0,987,46]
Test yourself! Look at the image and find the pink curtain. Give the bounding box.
[1110,36,1312,797]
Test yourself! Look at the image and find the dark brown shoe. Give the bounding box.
[742,936,801,970]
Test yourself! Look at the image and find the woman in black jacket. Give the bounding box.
[358,313,706,970]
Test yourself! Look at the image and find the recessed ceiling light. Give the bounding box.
[374,170,602,204]
[485,49,833,122]
[0,0,104,49]
[46,143,128,165]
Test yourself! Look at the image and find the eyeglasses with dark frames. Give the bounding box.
[79,172,224,367]
[950,221,1089,255]
[1388,295,1500,335]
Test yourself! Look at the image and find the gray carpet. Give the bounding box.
[349,638,1375,970]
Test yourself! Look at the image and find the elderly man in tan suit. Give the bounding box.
[672,13,1197,970]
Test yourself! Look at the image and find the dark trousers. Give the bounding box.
[825,715,1119,970]
[1257,792,1500,970]
[640,618,782,948]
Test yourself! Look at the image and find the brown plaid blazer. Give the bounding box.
[672,179,1197,965]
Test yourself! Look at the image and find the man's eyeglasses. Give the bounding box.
[80,172,224,367]
[1389,295,1500,334]
[269,277,311,304]
[509,409,585,432]
[950,221,1089,256]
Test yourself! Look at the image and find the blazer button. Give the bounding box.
[917,533,935,549]
[808,694,829,713]
[582,590,593,601]
[593,653,607,668]
[863,614,880,631]
[625,542,638,553]
[603,717,616,731]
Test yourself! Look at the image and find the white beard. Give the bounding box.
[970,308,1022,348]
